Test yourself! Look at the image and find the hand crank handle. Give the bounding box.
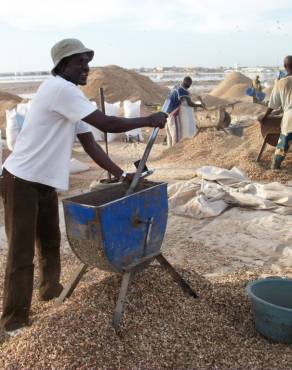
[126,127,160,195]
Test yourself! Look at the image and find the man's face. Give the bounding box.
[62,53,91,85]
[183,80,192,89]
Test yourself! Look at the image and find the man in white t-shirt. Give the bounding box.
[260,56,292,169]
[0,38,167,332]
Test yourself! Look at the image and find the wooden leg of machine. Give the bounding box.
[55,263,88,307]
[156,254,197,298]
[256,136,268,162]
[112,272,132,330]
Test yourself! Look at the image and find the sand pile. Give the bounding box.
[200,94,229,108]
[210,72,252,101]
[82,65,169,107]
[0,90,22,132]
[228,102,267,117]
[158,122,292,183]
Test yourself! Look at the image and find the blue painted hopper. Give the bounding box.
[63,181,168,273]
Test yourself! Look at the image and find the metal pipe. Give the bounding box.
[126,127,160,195]
[99,87,111,180]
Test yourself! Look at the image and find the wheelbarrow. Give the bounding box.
[55,127,197,330]
[256,115,281,162]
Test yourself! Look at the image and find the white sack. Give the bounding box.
[86,101,121,142]
[105,101,121,142]
[179,102,197,138]
[69,158,90,174]
[16,102,31,117]
[6,109,23,151]
[166,112,178,148]
[166,103,197,147]
[89,101,104,141]
[123,100,143,141]
[6,102,32,151]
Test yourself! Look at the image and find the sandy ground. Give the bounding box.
[1,137,292,368]
[0,81,41,96]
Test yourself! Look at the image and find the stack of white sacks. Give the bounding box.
[90,100,121,142]
[6,102,32,151]
[90,100,143,142]
[124,100,143,142]
[5,99,143,173]
[5,101,90,174]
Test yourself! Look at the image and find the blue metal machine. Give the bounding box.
[56,126,196,330]
[63,181,168,272]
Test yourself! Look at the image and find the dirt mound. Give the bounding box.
[0,90,22,132]
[211,72,252,101]
[229,102,267,117]
[200,94,229,108]
[82,65,169,107]
[158,122,292,183]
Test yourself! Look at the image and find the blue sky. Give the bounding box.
[0,0,292,72]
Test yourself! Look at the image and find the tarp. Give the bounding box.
[168,166,292,219]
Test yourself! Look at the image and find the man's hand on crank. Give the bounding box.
[148,112,168,128]
[125,173,135,183]
[257,112,266,124]
[198,97,206,109]
[258,108,273,124]
[118,172,136,183]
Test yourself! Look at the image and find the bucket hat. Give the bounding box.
[51,38,94,71]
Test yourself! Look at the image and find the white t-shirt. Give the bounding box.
[269,75,292,135]
[4,76,96,190]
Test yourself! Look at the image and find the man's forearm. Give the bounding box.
[83,110,150,133]
[183,97,203,109]
[83,140,124,178]
[189,102,203,108]
[101,116,150,133]
[261,107,273,122]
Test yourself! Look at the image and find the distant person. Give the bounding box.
[277,70,286,80]
[259,55,292,170]
[0,38,167,332]
[163,76,205,114]
[252,75,262,103]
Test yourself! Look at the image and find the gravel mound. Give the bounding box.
[210,72,252,101]
[82,65,169,107]
[158,123,292,183]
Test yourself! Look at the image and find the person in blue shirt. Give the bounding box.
[164,76,205,114]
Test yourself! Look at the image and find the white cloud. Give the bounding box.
[0,0,132,27]
[0,0,292,34]
[179,0,292,33]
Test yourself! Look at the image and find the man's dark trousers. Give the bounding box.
[0,169,62,331]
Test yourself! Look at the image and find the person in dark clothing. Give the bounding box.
[164,76,205,114]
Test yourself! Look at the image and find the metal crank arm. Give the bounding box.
[126,127,160,196]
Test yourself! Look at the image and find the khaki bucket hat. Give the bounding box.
[51,38,94,71]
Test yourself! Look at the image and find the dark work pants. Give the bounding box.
[0,169,62,331]
[272,132,292,169]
